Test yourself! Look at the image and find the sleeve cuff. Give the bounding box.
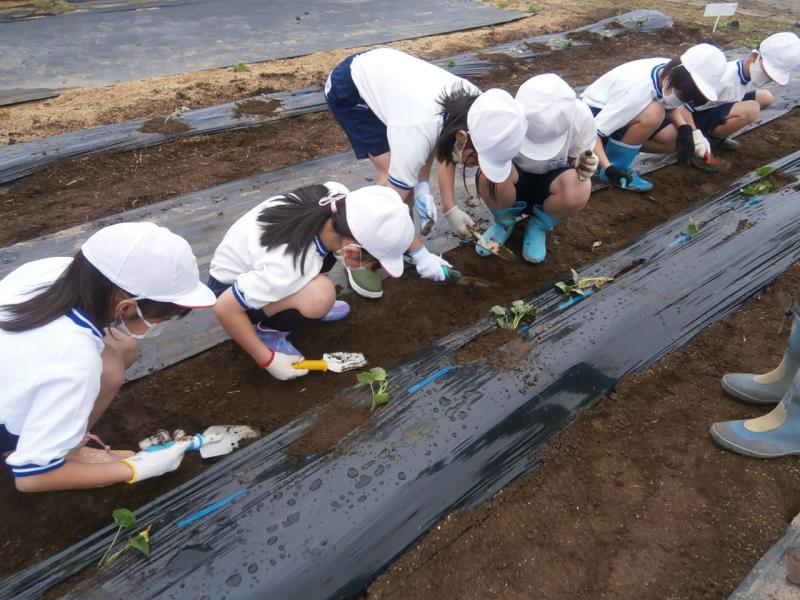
[9,457,65,477]
[388,175,413,191]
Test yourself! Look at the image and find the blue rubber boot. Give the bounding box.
[598,138,653,192]
[255,324,301,356]
[522,206,560,263]
[711,368,800,458]
[722,312,800,405]
[475,200,526,257]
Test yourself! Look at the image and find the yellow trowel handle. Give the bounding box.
[293,360,328,371]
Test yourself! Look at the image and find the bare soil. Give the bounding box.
[1,108,798,579]
[0,23,767,247]
[367,263,800,600]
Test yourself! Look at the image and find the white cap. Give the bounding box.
[516,74,577,161]
[680,43,727,101]
[82,222,216,308]
[467,88,527,183]
[344,186,415,278]
[760,32,800,86]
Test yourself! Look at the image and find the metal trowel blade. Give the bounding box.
[322,352,368,373]
[198,425,260,459]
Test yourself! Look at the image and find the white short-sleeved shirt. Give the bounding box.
[0,257,105,477]
[350,48,480,190]
[692,60,753,112]
[209,195,328,310]
[513,101,598,174]
[581,58,670,138]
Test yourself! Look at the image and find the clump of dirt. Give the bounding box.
[523,41,551,53]
[456,328,518,364]
[735,219,753,234]
[233,98,283,118]
[567,30,599,43]
[476,52,520,71]
[138,118,192,135]
[286,396,371,458]
[769,170,798,190]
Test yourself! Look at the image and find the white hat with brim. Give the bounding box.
[760,32,800,86]
[467,89,527,183]
[680,43,727,102]
[82,222,217,308]
[344,186,415,278]
[516,74,577,161]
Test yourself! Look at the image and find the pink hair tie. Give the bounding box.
[319,193,346,213]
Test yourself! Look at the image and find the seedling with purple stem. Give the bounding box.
[98,508,151,569]
[356,367,389,412]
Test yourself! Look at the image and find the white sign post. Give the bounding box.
[704,3,738,33]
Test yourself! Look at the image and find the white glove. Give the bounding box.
[692,129,712,159]
[411,246,452,282]
[414,181,438,235]
[264,351,307,381]
[575,151,599,181]
[123,440,190,483]
[444,206,476,239]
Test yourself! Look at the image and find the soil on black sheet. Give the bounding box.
[1,108,799,580]
[233,98,283,117]
[0,23,748,247]
[137,117,192,135]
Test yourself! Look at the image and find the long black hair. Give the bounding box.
[434,83,481,165]
[258,184,356,274]
[0,251,190,333]
[663,58,707,105]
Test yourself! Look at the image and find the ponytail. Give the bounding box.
[434,83,480,164]
[0,251,190,333]
[258,184,354,274]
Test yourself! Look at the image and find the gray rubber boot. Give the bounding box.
[721,301,800,405]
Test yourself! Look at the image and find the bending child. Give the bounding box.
[581,43,727,191]
[0,222,216,492]
[209,183,414,380]
[325,48,478,297]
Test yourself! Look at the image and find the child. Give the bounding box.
[325,48,475,298]
[581,43,727,191]
[0,222,216,492]
[683,32,800,153]
[454,75,598,263]
[208,183,415,379]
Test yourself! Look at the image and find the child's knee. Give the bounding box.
[301,276,336,318]
[638,101,665,128]
[756,89,774,109]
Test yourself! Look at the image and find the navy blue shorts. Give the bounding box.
[325,52,390,160]
[692,91,758,136]
[590,106,670,142]
[1,424,19,457]
[477,166,572,214]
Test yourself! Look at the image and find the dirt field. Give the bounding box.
[1,1,799,596]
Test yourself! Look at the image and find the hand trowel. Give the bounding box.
[141,425,260,458]
[293,352,367,372]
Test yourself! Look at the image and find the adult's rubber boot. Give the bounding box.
[522,206,560,263]
[475,201,526,257]
[711,367,800,458]
[598,138,653,192]
[722,307,800,405]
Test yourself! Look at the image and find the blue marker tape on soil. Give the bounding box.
[408,366,455,394]
[177,489,248,528]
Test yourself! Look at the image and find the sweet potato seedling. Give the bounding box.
[98,509,151,569]
[490,300,537,331]
[741,167,776,197]
[233,59,250,73]
[555,269,614,297]
[356,367,389,413]
[164,106,190,124]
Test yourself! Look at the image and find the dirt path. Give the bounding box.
[0,0,791,144]
[367,263,800,600]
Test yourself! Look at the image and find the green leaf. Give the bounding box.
[370,392,390,413]
[356,371,375,385]
[369,367,387,381]
[527,4,542,14]
[570,268,580,283]
[128,532,150,557]
[113,508,135,529]
[554,281,570,294]
[756,166,775,177]
[511,300,525,309]
[232,59,250,73]
[490,305,507,316]
[686,222,699,238]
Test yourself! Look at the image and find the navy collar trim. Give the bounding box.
[737,59,750,85]
[313,235,330,257]
[651,63,667,98]
[66,308,104,339]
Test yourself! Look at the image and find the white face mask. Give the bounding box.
[115,302,168,340]
[750,56,772,86]
[660,88,685,110]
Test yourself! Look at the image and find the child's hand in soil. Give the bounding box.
[265,351,307,380]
